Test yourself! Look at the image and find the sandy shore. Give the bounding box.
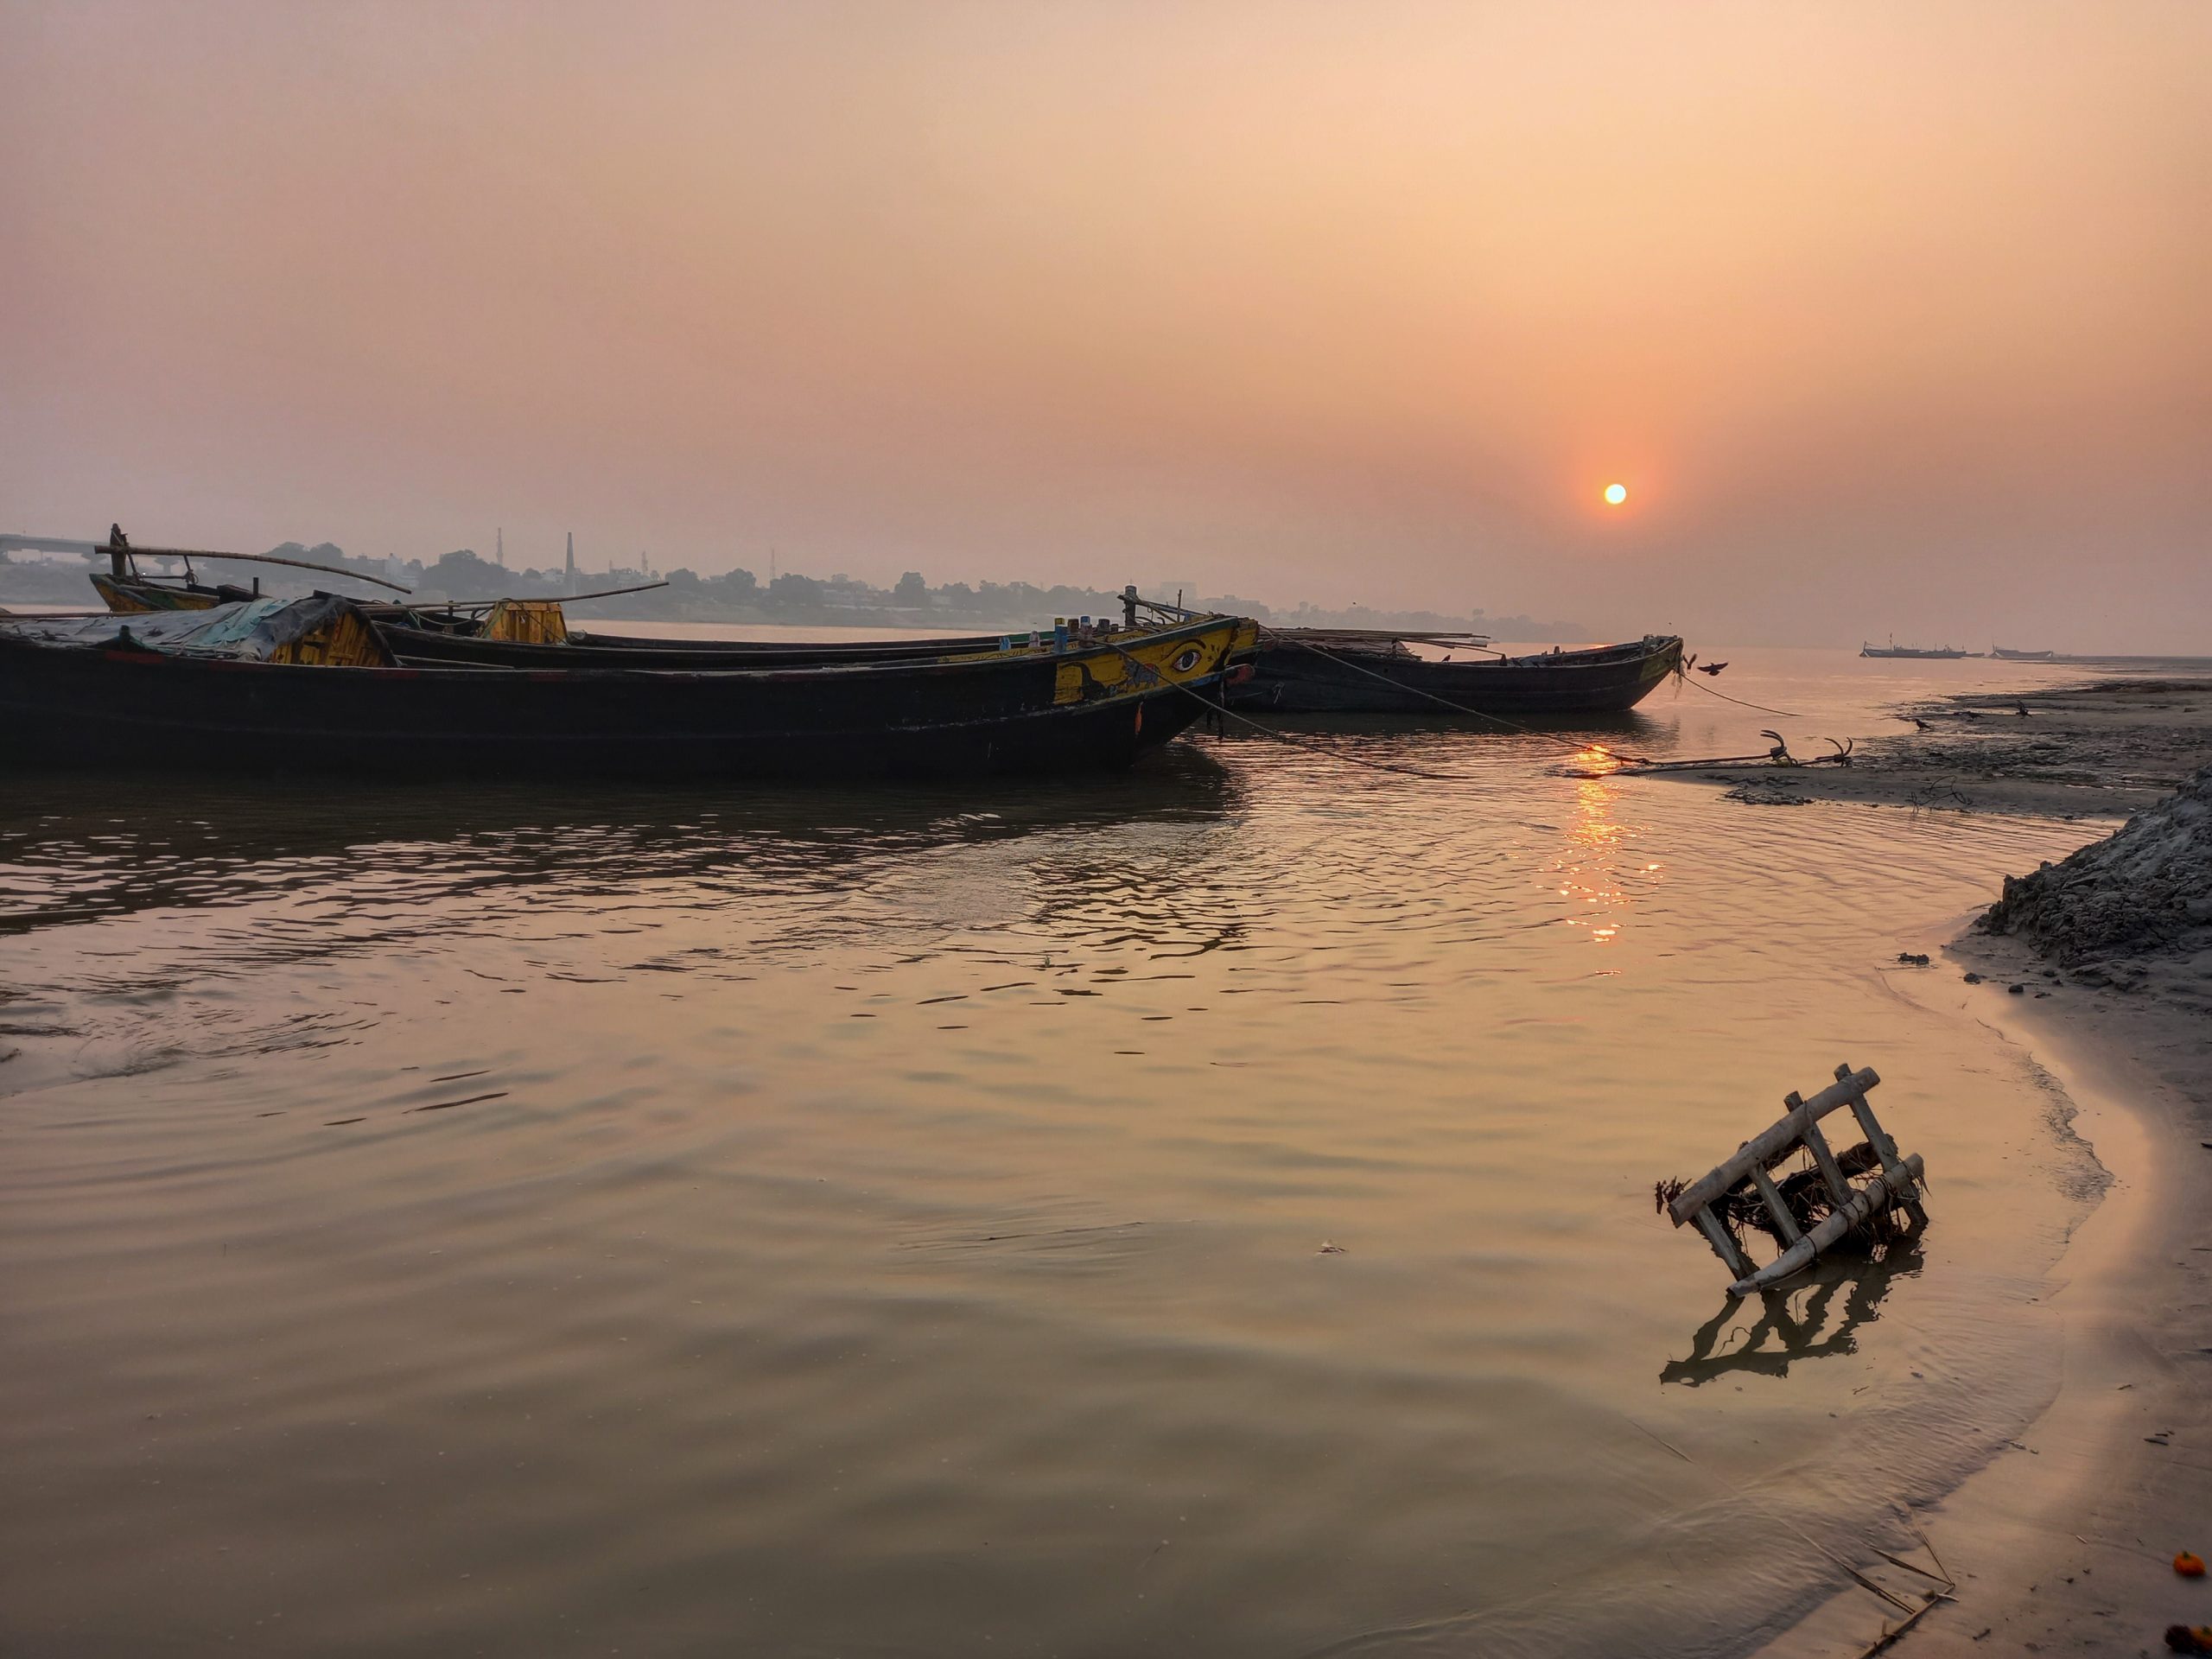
[1653,676,2212,819]
[1885,933,2212,1656]
[1764,943,2210,1659]
[1731,690,2212,1656]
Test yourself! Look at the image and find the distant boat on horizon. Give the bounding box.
[1861,637,1977,659]
[1992,645,2056,660]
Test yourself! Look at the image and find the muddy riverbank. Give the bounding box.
[1649,675,2212,819]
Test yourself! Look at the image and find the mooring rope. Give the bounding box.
[1111,615,1845,779]
[1103,640,1520,783]
[1251,625,1657,764]
[1671,667,1813,720]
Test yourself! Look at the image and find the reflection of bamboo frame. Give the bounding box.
[1661,1238,1923,1387]
[1665,1064,1928,1297]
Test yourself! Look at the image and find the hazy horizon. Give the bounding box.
[3,2,2207,650]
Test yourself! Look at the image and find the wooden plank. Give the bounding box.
[1849,1095,1909,1182]
[1749,1164,1803,1244]
[1794,1098,1856,1206]
[1836,1065,1928,1223]
[1694,1206,1757,1280]
[1667,1066,1882,1225]
[1728,1154,1925,1295]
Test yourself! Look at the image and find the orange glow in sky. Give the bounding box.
[1,3,2208,649]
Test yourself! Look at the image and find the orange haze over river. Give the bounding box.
[3,3,2208,649]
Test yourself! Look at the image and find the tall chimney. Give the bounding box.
[564,531,576,595]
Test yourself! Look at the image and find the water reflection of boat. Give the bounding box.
[0,751,1243,944]
[1660,1240,1923,1386]
[1230,632,1683,715]
[0,600,1259,780]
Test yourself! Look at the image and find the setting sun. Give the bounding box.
[1603,483,1628,506]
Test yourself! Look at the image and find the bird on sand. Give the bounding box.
[2014,701,2031,716]
[1910,717,1933,731]
[1960,709,1981,720]
[1696,661,1728,676]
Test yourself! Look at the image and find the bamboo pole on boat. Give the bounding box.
[430,580,671,610]
[124,546,412,594]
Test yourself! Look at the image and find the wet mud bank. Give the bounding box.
[1657,676,2212,819]
[1762,766,2212,1656]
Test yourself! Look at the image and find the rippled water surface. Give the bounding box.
[0,649,2115,1656]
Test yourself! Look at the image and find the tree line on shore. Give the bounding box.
[1,540,1588,639]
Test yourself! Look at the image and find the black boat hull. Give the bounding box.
[1230,634,1683,715]
[0,620,1251,779]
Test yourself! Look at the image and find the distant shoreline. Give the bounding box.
[0,554,1589,642]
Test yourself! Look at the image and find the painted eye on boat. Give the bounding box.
[1172,647,1202,673]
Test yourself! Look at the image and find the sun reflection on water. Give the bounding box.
[1554,770,1643,943]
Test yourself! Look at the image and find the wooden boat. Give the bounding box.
[0,599,1259,779]
[1991,645,2055,661]
[88,530,414,613]
[372,613,1008,671]
[92,570,247,612]
[1859,639,1974,659]
[1229,631,1684,715]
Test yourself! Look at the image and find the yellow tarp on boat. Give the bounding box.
[481,600,569,645]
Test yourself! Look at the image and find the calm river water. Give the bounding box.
[0,647,2113,1657]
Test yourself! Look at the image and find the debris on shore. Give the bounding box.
[1649,677,2212,818]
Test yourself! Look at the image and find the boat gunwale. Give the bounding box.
[10,612,1252,686]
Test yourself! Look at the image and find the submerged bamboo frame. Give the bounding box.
[1669,1064,1927,1296]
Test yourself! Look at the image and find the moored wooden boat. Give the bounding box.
[0,601,1259,779]
[370,615,1009,671]
[1229,631,1683,715]
[87,527,414,613]
[1860,639,1974,659]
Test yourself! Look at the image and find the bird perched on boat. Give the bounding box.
[1696,661,1728,676]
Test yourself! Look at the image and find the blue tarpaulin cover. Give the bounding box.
[0,595,361,660]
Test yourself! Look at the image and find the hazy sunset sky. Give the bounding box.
[3,2,2207,646]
